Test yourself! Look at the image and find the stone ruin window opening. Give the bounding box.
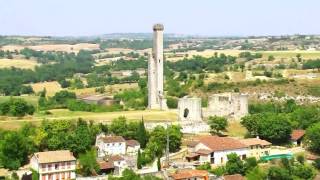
[183,108,189,118]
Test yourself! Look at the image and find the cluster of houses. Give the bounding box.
[9,129,307,180]
[27,134,141,180]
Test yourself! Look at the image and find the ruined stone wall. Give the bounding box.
[206,93,248,120]
[178,97,202,121]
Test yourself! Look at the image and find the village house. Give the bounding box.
[96,135,126,157]
[239,138,272,159]
[169,169,209,180]
[126,140,140,155]
[95,134,140,158]
[98,155,131,176]
[291,130,305,146]
[186,136,249,165]
[30,150,76,180]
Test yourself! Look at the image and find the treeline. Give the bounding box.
[20,48,91,64]
[167,54,236,73]
[0,119,100,170]
[302,59,320,70]
[0,98,35,117]
[239,51,263,61]
[0,50,94,95]
[242,100,320,149]
[0,50,17,59]
[99,39,172,50]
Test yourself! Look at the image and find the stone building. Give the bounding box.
[178,97,209,134]
[148,24,167,110]
[207,92,248,120]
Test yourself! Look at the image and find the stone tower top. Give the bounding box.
[153,24,164,31]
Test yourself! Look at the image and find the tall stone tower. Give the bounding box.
[148,24,167,110]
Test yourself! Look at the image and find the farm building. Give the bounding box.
[79,94,118,106]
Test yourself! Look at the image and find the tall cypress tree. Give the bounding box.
[136,119,148,148]
[137,150,142,169]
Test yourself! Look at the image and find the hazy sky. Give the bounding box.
[1,0,319,36]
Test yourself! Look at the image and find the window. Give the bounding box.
[55,163,59,170]
[42,164,46,172]
[42,175,46,180]
[61,172,65,180]
[61,162,65,169]
[67,162,71,169]
[56,173,59,180]
[48,164,52,171]
[67,172,71,179]
[242,155,247,160]
[48,174,52,180]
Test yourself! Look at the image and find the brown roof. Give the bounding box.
[291,130,305,141]
[109,155,124,162]
[195,149,212,155]
[170,169,208,180]
[198,136,248,152]
[186,141,199,147]
[100,136,126,143]
[240,138,271,146]
[98,160,114,170]
[186,153,200,158]
[224,174,245,180]
[34,150,76,164]
[126,140,140,147]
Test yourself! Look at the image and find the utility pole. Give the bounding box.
[166,123,170,167]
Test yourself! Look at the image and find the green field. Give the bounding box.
[0,109,178,130]
[0,95,39,106]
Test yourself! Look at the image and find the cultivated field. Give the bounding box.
[0,43,100,53]
[71,83,139,96]
[30,81,62,96]
[165,50,320,61]
[0,58,39,69]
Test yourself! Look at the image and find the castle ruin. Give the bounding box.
[178,97,209,134]
[207,92,248,120]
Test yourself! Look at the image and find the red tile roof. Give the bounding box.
[291,130,305,141]
[224,174,245,180]
[198,136,248,152]
[170,169,208,180]
[240,138,271,146]
[98,160,114,170]
[126,140,140,147]
[109,155,124,162]
[100,136,125,143]
[33,150,76,163]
